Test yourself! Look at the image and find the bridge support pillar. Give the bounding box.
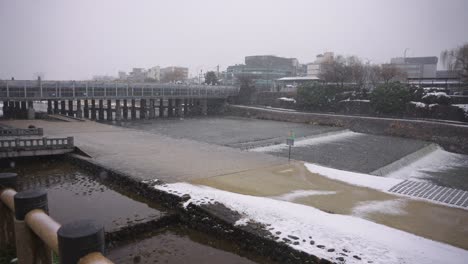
[201,99,208,116]
[175,99,182,117]
[149,99,156,119]
[123,99,128,119]
[53,100,59,114]
[98,100,104,120]
[159,99,164,118]
[115,99,122,121]
[84,100,89,119]
[184,99,189,116]
[27,101,35,120]
[131,99,136,119]
[68,100,73,117]
[76,100,83,118]
[107,99,112,121]
[47,100,53,114]
[168,99,173,117]
[60,100,66,115]
[2,101,10,118]
[21,101,27,119]
[90,99,96,120]
[13,101,20,119]
[140,99,147,119]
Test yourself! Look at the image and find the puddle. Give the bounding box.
[1,157,165,232]
[107,225,276,264]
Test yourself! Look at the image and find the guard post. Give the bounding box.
[286,131,295,162]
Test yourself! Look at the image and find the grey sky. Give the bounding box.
[1,0,467,80]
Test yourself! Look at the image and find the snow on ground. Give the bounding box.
[155,182,468,264]
[277,97,296,103]
[409,101,427,108]
[249,130,362,152]
[352,199,408,218]
[304,163,403,191]
[271,189,336,201]
[386,147,468,180]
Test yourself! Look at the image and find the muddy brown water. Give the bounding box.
[107,225,275,264]
[1,157,165,232]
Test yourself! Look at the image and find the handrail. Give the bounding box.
[0,179,113,264]
[0,128,43,137]
[0,136,74,151]
[0,80,239,100]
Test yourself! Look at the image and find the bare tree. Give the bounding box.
[348,56,365,87]
[441,43,468,82]
[319,55,352,87]
[379,64,406,84]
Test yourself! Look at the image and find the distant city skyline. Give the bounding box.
[1,0,467,80]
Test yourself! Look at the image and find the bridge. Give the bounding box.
[0,80,239,121]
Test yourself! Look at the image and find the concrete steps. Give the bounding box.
[388,180,468,209]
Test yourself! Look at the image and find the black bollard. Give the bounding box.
[57,219,105,264]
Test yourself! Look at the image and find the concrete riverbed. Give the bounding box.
[1,116,468,262]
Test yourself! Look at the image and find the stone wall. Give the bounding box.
[227,105,468,155]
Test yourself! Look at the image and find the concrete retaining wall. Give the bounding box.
[227,105,468,155]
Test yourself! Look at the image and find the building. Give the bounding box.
[127,68,146,82]
[306,52,334,78]
[226,55,303,91]
[274,76,321,92]
[390,56,438,79]
[118,71,127,81]
[160,66,189,83]
[146,66,160,81]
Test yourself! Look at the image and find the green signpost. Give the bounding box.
[286,131,295,161]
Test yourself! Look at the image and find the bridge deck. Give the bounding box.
[0,80,238,100]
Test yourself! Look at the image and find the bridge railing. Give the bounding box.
[0,137,74,151]
[0,128,44,137]
[0,80,239,100]
[0,173,113,263]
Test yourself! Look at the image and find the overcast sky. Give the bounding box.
[1,0,467,80]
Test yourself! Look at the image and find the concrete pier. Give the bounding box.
[54,100,59,114]
[159,99,164,118]
[98,100,104,120]
[84,100,89,119]
[47,100,53,114]
[168,99,173,117]
[149,99,155,119]
[115,100,122,121]
[68,100,73,117]
[123,99,128,120]
[140,99,147,119]
[91,99,96,120]
[60,101,66,115]
[107,100,112,121]
[76,100,83,118]
[131,99,136,120]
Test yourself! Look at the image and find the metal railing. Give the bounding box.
[0,128,44,137]
[0,173,113,264]
[0,137,74,151]
[0,80,239,100]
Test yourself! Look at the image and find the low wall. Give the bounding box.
[227,105,468,155]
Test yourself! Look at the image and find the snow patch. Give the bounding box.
[352,199,408,218]
[277,97,296,103]
[249,130,362,153]
[305,163,403,191]
[386,147,468,180]
[234,217,250,226]
[410,101,427,108]
[272,190,336,201]
[155,183,468,264]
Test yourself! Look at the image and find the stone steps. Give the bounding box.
[388,180,468,209]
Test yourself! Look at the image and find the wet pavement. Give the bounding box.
[260,133,429,173]
[109,116,342,149]
[2,157,166,232]
[108,225,274,264]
